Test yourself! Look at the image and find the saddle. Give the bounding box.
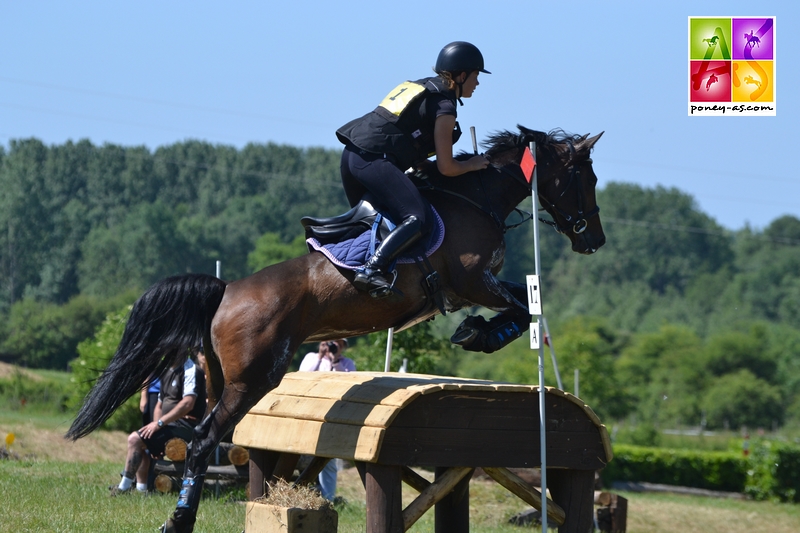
[300,197,447,313]
[300,197,393,245]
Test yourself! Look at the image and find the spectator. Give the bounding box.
[299,339,355,500]
[110,346,206,495]
[140,377,161,426]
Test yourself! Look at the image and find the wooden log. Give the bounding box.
[402,466,472,531]
[162,440,249,466]
[594,490,613,506]
[225,443,250,466]
[365,463,403,533]
[154,461,249,479]
[154,473,179,494]
[249,449,281,500]
[401,466,431,493]
[595,493,627,533]
[483,467,566,526]
[435,466,472,533]
[164,438,187,462]
[547,468,595,533]
[295,456,331,486]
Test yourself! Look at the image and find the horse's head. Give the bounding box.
[488,125,605,254]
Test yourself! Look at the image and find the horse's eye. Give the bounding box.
[585,158,593,164]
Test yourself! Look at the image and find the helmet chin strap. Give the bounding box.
[455,75,465,106]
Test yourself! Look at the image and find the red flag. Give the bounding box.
[520,147,536,183]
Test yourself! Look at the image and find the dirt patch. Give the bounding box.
[0,361,43,381]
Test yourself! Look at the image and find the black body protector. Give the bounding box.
[336,76,461,170]
[335,77,461,298]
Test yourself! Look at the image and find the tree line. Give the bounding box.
[2,137,799,432]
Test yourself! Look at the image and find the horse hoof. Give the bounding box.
[159,519,177,533]
[450,327,479,346]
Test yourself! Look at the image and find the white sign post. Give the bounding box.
[528,141,548,533]
[384,327,394,372]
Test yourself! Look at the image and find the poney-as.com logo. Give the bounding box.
[689,17,776,116]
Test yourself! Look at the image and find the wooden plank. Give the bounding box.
[366,463,403,533]
[272,453,300,482]
[295,455,331,486]
[434,466,472,533]
[248,449,280,500]
[402,466,472,531]
[154,461,248,478]
[268,372,534,405]
[378,427,607,469]
[388,393,599,433]
[483,467,565,526]
[257,378,421,408]
[246,395,400,428]
[401,466,431,493]
[547,468,596,533]
[234,415,385,462]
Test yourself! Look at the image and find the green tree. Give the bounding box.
[702,369,783,430]
[1,292,136,369]
[345,322,454,375]
[616,324,705,427]
[701,325,777,382]
[248,232,308,272]
[77,201,192,297]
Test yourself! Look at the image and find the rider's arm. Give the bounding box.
[433,114,489,177]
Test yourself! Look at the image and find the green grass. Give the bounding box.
[0,460,244,533]
[3,459,800,533]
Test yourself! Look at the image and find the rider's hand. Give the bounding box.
[468,155,490,172]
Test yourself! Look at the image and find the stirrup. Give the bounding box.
[355,269,402,299]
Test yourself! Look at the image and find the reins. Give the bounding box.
[416,136,597,236]
[416,164,532,233]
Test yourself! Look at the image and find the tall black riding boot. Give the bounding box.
[353,216,422,298]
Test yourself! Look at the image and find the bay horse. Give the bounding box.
[66,125,604,532]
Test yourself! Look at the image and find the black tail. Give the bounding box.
[66,273,226,441]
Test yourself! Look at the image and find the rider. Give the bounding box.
[336,41,491,298]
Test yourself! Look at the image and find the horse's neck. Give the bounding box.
[423,164,529,221]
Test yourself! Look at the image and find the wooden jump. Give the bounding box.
[233,371,613,533]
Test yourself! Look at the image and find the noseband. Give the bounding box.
[537,141,600,235]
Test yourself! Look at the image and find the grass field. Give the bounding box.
[2,368,800,533]
[2,458,800,533]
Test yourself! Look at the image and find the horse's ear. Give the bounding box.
[516,124,547,145]
[582,132,604,151]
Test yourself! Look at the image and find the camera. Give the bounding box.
[325,341,338,355]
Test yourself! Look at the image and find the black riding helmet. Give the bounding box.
[434,41,490,105]
[434,41,491,75]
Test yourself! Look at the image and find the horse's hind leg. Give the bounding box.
[163,340,297,532]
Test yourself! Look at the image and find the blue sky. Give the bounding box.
[1,1,796,231]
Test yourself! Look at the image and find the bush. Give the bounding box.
[601,444,747,492]
[745,439,800,503]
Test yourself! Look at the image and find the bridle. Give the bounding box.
[536,140,600,235]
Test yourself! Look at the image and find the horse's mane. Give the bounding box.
[479,125,591,167]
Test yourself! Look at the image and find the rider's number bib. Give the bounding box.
[378,81,426,117]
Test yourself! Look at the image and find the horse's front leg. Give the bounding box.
[451,279,531,354]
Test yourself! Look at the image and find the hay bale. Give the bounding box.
[247,479,337,533]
